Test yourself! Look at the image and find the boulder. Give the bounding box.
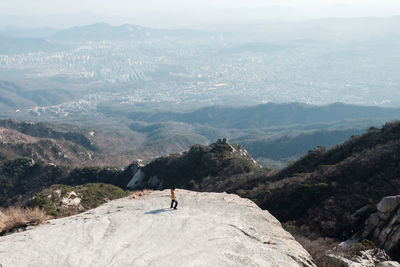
[377,196,400,213]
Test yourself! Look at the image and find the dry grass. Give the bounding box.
[0,211,6,232]
[129,190,153,200]
[0,207,46,235]
[25,207,47,223]
[4,207,28,229]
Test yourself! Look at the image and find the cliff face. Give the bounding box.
[362,195,400,258]
[0,190,315,267]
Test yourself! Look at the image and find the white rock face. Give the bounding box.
[61,191,81,206]
[126,168,145,189]
[0,190,315,267]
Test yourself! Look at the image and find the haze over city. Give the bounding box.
[1,0,400,28]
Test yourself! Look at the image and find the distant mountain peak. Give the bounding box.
[49,22,150,41]
[127,140,262,190]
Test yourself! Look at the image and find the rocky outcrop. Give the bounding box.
[376,262,400,267]
[320,246,391,267]
[0,190,316,267]
[126,141,262,190]
[60,191,82,207]
[362,195,400,256]
[126,159,144,173]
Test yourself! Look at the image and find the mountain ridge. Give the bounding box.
[128,102,400,129]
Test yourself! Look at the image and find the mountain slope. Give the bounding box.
[237,128,366,162]
[0,157,138,207]
[203,121,400,243]
[125,103,399,165]
[0,190,315,267]
[0,119,98,166]
[128,102,400,129]
[0,119,95,150]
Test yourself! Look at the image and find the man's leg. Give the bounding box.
[174,200,178,209]
[170,200,174,208]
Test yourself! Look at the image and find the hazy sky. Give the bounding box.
[1,0,400,28]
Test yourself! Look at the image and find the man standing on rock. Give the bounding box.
[170,187,178,209]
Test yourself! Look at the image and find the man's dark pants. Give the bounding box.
[170,200,178,209]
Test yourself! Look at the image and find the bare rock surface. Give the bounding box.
[320,242,392,267]
[0,190,315,267]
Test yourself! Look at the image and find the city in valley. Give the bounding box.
[1,20,399,120]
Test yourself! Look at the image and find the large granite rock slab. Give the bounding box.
[0,190,315,267]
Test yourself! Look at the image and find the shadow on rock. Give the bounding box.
[144,208,172,215]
